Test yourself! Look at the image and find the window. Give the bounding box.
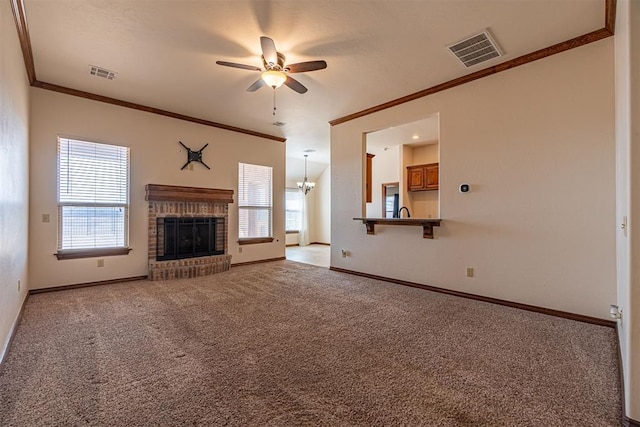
[286,188,303,232]
[238,162,273,242]
[57,137,130,258]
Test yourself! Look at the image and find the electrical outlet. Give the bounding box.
[238,247,243,253]
[17,280,21,292]
[97,259,105,267]
[466,267,474,278]
[188,164,194,171]
[42,214,50,223]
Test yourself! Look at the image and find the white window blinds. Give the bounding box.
[58,137,130,250]
[285,188,302,231]
[238,163,272,239]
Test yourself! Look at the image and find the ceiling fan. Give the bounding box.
[216,36,327,94]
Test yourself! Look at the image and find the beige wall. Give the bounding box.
[331,39,616,319]
[285,232,299,246]
[0,0,30,360]
[411,143,439,165]
[29,89,285,289]
[313,165,331,244]
[615,0,640,420]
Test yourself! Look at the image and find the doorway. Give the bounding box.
[382,182,399,218]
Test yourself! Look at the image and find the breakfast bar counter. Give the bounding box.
[353,218,441,239]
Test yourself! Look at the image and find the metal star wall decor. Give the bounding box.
[179,141,210,170]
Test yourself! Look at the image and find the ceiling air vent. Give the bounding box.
[89,65,117,80]
[446,30,502,68]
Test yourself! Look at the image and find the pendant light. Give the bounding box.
[297,154,315,195]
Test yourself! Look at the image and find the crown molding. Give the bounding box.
[10,0,36,84]
[330,0,616,126]
[10,1,286,143]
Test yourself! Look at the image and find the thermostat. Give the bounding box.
[459,183,471,193]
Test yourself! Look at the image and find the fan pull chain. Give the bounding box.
[272,88,277,115]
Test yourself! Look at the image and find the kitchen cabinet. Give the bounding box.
[407,163,439,191]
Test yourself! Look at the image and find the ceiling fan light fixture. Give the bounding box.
[262,70,287,88]
[217,37,325,96]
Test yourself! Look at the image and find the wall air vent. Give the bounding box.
[446,30,502,68]
[89,65,117,80]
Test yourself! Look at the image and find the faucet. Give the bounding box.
[398,207,411,218]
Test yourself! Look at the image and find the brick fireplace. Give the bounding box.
[146,184,233,281]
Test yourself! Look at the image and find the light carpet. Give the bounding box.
[0,261,621,426]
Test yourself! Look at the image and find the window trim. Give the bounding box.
[56,137,130,259]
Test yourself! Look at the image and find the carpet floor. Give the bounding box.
[0,261,621,426]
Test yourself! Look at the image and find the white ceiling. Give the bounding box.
[24,0,603,170]
[366,115,439,155]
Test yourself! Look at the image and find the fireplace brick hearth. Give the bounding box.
[146,184,233,281]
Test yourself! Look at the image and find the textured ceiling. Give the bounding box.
[24,0,604,167]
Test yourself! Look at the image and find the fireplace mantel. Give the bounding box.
[145,184,234,204]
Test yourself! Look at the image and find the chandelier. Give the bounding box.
[297,154,315,195]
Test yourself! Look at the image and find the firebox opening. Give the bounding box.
[157,217,224,261]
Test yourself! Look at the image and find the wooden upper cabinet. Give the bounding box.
[407,163,439,191]
[407,165,426,191]
[425,163,439,190]
[366,153,375,202]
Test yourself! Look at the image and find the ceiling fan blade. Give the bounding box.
[216,61,262,72]
[260,36,278,66]
[247,78,266,92]
[284,75,308,94]
[286,60,327,73]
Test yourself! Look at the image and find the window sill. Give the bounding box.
[238,237,275,245]
[55,247,132,260]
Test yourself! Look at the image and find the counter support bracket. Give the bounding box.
[365,222,375,235]
[422,223,435,239]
